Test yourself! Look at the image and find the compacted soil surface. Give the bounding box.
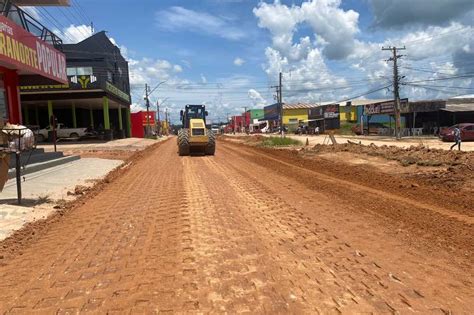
[0,137,472,313]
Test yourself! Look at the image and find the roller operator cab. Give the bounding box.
[177,104,216,156]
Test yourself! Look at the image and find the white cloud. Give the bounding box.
[248,89,267,107]
[233,57,245,66]
[253,0,359,60]
[155,7,245,40]
[253,1,473,103]
[61,24,93,43]
[200,74,207,84]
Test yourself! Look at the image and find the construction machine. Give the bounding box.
[177,104,216,156]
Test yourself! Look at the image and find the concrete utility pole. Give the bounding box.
[144,80,167,137]
[271,71,284,136]
[279,72,283,137]
[145,83,150,137]
[242,106,247,133]
[382,46,405,140]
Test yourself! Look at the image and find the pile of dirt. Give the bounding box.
[304,143,474,191]
[310,143,473,168]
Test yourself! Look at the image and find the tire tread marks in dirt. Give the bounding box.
[0,139,471,313]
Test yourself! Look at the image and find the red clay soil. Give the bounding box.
[0,137,472,313]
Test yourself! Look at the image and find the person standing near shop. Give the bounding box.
[450,126,462,151]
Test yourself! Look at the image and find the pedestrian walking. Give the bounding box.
[315,126,320,135]
[450,126,462,151]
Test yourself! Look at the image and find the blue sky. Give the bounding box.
[31,0,474,123]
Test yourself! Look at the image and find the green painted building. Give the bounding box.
[248,109,264,122]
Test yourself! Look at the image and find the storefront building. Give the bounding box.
[248,109,264,123]
[308,104,340,131]
[131,111,155,138]
[19,31,132,139]
[0,2,67,125]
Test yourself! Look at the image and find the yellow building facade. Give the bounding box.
[339,106,358,122]
[282,108,309,131]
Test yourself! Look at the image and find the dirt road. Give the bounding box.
[0,138,472,313]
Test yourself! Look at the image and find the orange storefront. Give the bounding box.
[0,14,67,124]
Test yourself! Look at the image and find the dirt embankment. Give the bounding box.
[306,143,474,193]
[224,135,474,196]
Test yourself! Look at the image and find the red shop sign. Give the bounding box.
[0,15,67,84]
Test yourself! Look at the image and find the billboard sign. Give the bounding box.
[323,104,340,119]
[0,15,67,83]
[364,99,408,115]
[264,103,281,121]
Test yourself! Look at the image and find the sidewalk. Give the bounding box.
[38,137,166,153]
[0,158,122,241]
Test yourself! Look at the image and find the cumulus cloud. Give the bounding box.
[369,0,474,29]
[253,0,359,60]
[155,6,245,40]
[248,89,267,107]
[61,24,94,43]
[233,57,245,66]
[253,0,473,102]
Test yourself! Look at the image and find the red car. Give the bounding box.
[440,123,474,142]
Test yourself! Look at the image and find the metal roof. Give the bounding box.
[442,97,474,112]
[282,103,319,109]
[442,103,474,112]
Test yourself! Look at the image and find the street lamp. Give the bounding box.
[145,80,167,137]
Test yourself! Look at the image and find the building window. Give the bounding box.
[67,67,93,76]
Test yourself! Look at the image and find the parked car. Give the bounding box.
[271,126,288,133]
[352,122,388,135]
[211,125,220,134]
[439,123,474,142]
[36,123,88,142]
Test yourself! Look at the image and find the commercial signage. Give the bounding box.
[0,15,67,84]
[20,75,100,91]
[364,99,408,115]
[142,113,155,125]
[308,106,324,119]
[106,81,131,103]
[264,103,281,121]
[323,104,340,119]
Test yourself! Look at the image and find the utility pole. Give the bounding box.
[382,46,405,140]
[271,71,283,136]
[145,83,150,137]
[156,100,160,136]
[279,72,283,136]
[165,108,169,135]
[242,106,247,133]
[144,80,167,138]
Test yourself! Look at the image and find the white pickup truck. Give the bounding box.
[37,123,88,142]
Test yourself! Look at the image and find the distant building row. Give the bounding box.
[227,97,474,135]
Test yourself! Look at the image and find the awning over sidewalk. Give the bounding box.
[441,103,474,112]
